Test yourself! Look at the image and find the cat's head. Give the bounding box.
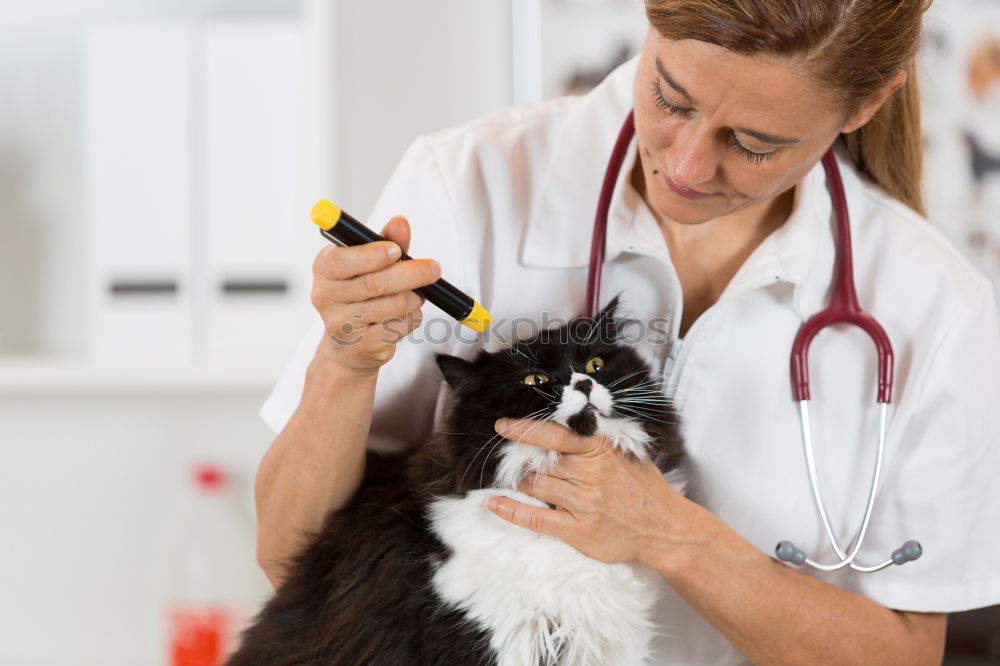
[434,297,682,491]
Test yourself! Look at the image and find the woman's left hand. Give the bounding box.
[486,417,697,568]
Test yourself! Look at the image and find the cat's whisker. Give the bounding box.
[615,382,665,392]
[508,345,534,364]
[615,395,673,407]
[613,408,678,425]
[613,390,667,400]
[613,379,666,393]
[615,396,659,404]
[479,435,512,488]
[605,369,650,388]
[606,372,650,388]
[616,385,665,394]
[613,389,670,400]
[480,411,557,488]
[456,407,551,491]
[530,387,560,406]
[615,404,681,421]
[461,431,515,491]
[458,428,513,491]
[616,397,673,406]
[617,395,669,404]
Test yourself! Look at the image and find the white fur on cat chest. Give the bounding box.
[429,487,660,666]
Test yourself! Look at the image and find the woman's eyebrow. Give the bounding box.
[654,56,802,146]
[737,128,801,146]
[655,57,696,105]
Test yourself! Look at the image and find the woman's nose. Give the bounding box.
[665,125,719,188]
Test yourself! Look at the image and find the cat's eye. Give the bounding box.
[523,373,550,386]
[585,357,604,373]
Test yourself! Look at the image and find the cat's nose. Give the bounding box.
[572,378,593,397]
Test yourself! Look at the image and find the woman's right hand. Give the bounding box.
[310,215,441,375]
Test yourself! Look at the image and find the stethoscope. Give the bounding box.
[586,111,922,573]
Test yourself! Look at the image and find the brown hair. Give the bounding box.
[644,0,930,216]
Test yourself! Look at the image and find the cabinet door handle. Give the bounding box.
[220,279,288,295]
[110,279,178,296]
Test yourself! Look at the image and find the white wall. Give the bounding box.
[0,390,274,666]
[332,0,513,218]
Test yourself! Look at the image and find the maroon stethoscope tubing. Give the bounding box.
[791,151,895,404]
[585,110,635,321]
[585,111,895,404]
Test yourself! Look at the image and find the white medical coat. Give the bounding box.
[262,58,1000,665]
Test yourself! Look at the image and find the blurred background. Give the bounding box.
[0,0,997,664]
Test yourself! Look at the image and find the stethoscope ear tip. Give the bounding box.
[892,540,923,565]
[775,540,806,565]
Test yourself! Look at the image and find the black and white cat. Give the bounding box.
[228,297,687,666]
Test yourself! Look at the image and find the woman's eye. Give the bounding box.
[729,134,776,165]
[585,357,604,373]
[523,373,550,386]
[651,81,693,117]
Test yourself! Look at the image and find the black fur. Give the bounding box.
[227,297,685,665]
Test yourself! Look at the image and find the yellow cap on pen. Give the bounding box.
[460,300,492,333]
[311,199,343,230]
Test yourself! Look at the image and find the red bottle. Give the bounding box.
[165,464,260,666]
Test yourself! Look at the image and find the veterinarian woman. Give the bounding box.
[254,1,1000,663]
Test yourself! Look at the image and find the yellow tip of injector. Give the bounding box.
[460,301,492,333]
[311,199,343,230]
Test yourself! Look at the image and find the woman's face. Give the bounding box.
[632,33,850,225]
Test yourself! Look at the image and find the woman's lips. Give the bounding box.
[661,172,713,200]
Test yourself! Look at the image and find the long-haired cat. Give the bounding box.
[228,297,686,666]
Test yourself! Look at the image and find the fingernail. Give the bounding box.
[386,244,401,259]
[494,418,507,432]
[486,497,500,511]
[430,259,442,278]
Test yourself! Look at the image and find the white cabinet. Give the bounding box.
[84,24,196,363]
[84,20,317,368]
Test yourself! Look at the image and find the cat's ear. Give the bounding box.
[597,294,622,324]
[594,293,625,341]
[435,353,476,391]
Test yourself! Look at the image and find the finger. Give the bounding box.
[494,418,597,455]
[379,217,426,306]
[313,241,401,282]
[380,215,411,255]
[325,302,422,347]
[337,257,441,303]
[520,473,584,513]
[370,308,424,344]
[486,495,574,537]
[349,291,424,327]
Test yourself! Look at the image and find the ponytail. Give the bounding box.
[842,55,925,216]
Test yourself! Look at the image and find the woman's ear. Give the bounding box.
[840,70,908,134]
